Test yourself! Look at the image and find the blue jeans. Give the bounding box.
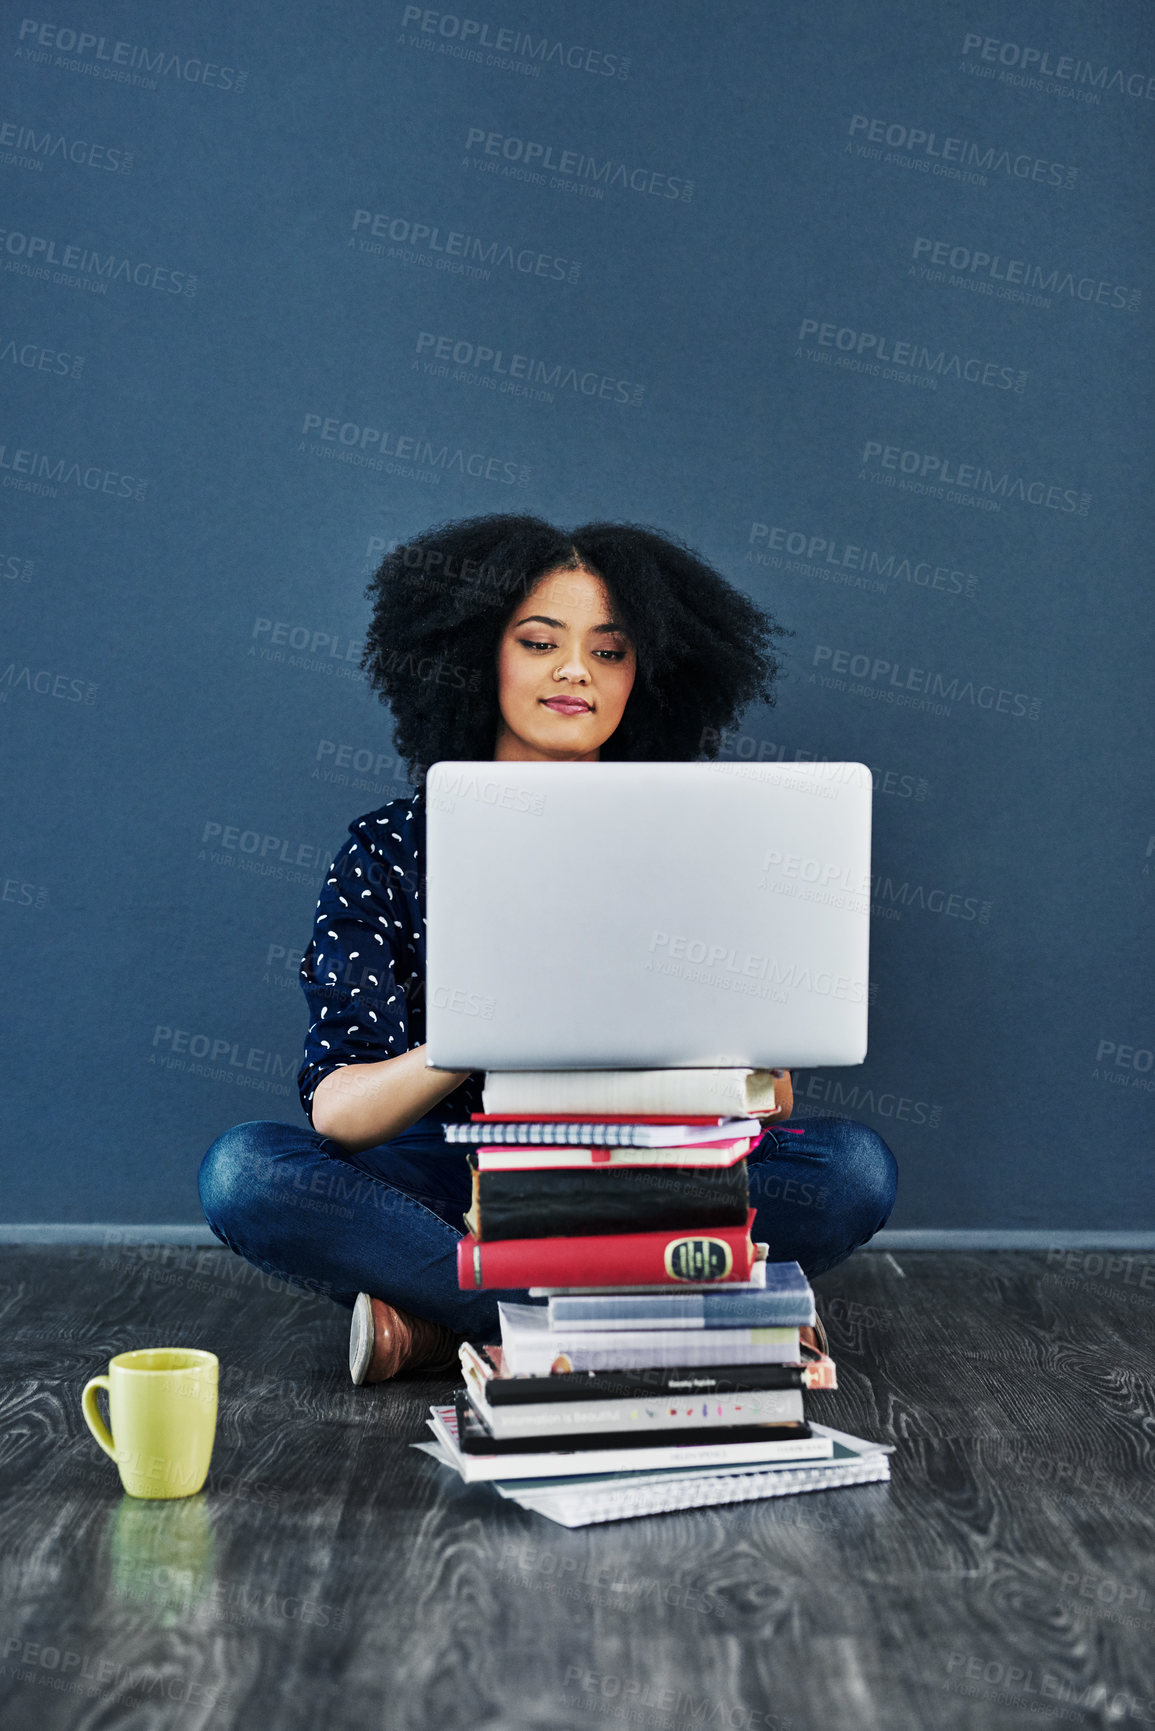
[197,1115,897,1342]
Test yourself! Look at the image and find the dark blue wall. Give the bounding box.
[3,1,1152,1226]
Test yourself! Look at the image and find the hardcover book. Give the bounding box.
[457,1211,758,1292]
[463,1157,750,1241]
[479,1069,783,1118]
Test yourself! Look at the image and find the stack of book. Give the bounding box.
[414,1068,891,1526]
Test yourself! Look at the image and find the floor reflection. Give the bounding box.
[106,1492,217,1625]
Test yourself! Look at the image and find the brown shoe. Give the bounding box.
[799,1315,829,1358]
[348,1291,464,1386]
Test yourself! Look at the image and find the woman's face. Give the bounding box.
[493,565,637,762]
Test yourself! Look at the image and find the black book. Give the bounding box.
[463,1155,749,1241]
[453,1390,812,1455]
[478,1363,814,1406]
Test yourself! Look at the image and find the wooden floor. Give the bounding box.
[1,1247,1153,1731]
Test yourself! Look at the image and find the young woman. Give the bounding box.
[198,514,897,1383]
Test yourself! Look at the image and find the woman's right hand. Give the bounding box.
[310,1044,473,1151]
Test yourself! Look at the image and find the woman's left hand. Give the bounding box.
[762,1069,792,1121]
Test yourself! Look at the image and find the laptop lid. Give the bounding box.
[424,760,872,1070]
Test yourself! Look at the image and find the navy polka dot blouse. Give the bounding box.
[296,788,485,1128]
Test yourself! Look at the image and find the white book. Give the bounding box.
[481,1069,783,1119]
[544,1259,810,1327]
[501,1453,891,1527]
[498,1303,799,1375]
[422,1405,833,1482]
[448,1118,762,1150]
[463,1382,805,1440]
[486,1421,892,1525]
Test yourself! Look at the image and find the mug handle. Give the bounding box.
[81,1376,117,1460]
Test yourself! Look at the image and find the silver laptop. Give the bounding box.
[424,760,872,1070]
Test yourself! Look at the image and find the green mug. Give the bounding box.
[82,1348,219,1499]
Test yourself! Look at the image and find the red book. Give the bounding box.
[458,1210,757,1292]
[469,1114,731,1124]
[473,1136,754,1173]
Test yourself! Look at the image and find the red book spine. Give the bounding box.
[474,1136,755,1170]
[469,1114,730,1124]
[457,1210,756,1291]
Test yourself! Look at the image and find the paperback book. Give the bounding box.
[545,1260,814,1328]
[486,1429,893,1528]
[415,1411,891,1522]
[445,1117,763,1148]
[458,1344,836,1440]
[462,1342,837,1401]
[470,1135,754,1171]
[496,1302,800,1375]
[421,1395,834,1481]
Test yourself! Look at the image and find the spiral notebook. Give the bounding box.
[498,1448,891,1527]
[414,1417,891,1527]
[443,1118,762,1147]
